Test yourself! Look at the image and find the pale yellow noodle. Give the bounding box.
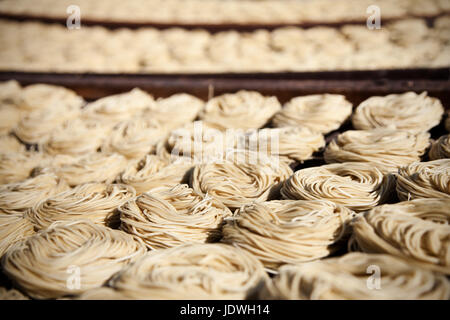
[272,94,353,134]
[120,184,232,249]
[103,117,168,160]
[429,134,450,160]
[324,128,430,172]
[352,92,444,132]
[28,183,136,229]
[0,213,35,257]
[0,152,44,184]
[16,83,84,112]
[198,91,281,130]
[118,155,192,194]
[108,243,267,300]
[43,118,111,156]
[0,173,69,214]
[55,153,128,186]
[281,162,395,212]
[190,150,293,209]
[82,88,154,124]
[350,198,450,274]
[222,200,355,269]
[259,252,450,300]
[396,160,450,200]
[1,220,147,299]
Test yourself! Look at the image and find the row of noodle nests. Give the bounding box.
[1,79,449,299]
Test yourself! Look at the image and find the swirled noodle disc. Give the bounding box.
[245,127,325,164]
[0,80,21,104]
[351,198,450,274]
[0,287,29,300]
[0,173,69,214]
[148,93,204,130]
[29,183,136,229]
[281,162,395,212]
[120,184,231,249]
[156,121,237,163]
[0,152,44,184]
[108,243,267,300]
[0,103,22,135]
[324,128,430,172]
[43,118,111,156]
[259,252,450,300]
[55,153,127,186]
[198,91,281,130]
[16,84,84,112]
[118,155,192,194]
[222,200,354,269]
[190,150,293,209]
[0,135,25,153]
[13,104,81,145]
[352,92,444,132]
[103,117,168,160]
[396,160,450,200]
[429,134,450,160]
[1,220,147,299]
[272,94,353,134]
[0,213,35,257]
[82,88,154,124]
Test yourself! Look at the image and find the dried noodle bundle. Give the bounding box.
[55,153,128,186]
[324,128,430,172]
[396,159,450,200]
[108,243,267,300]
[281,162,395,212]
[352,92,444,132]
[0,152,44,184]
[272,94,353,134]
[29,183,136,229]
[119,184,231,249]
[82,88,154,124]
[118,155,192,194]
[43,118,111,156]
[222,200,354,269]
[198,90,281,130]
[103,117,168,159]
[0,173,69,214]
[190,150,293,209]
[429,134,450,160]
[351,198,450,274]
[0,213,35,257]
[1,220,147,299]
[0,287,29,300]
[259,252,450,300]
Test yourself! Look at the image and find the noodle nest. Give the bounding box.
[107,243,267,300]
[272,94,353,134]
[222,200,354,269]
[1,220,147,299]
[120,184,232,249]
[429,134,450,160]
[396,159,450,200]
[324,128,430,172]
[350,198,450,274]
[259,252,450,300]
[281,162,395,212]
[352,92,444,132]
[29,183,136,229]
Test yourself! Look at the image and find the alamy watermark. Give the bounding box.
[66,5,81,30]
[66,265,81,290]
[366,264,381,290]
[366,5,381,30]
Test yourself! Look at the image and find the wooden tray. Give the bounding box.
[1,70,449,105]
[0,12,447,32]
